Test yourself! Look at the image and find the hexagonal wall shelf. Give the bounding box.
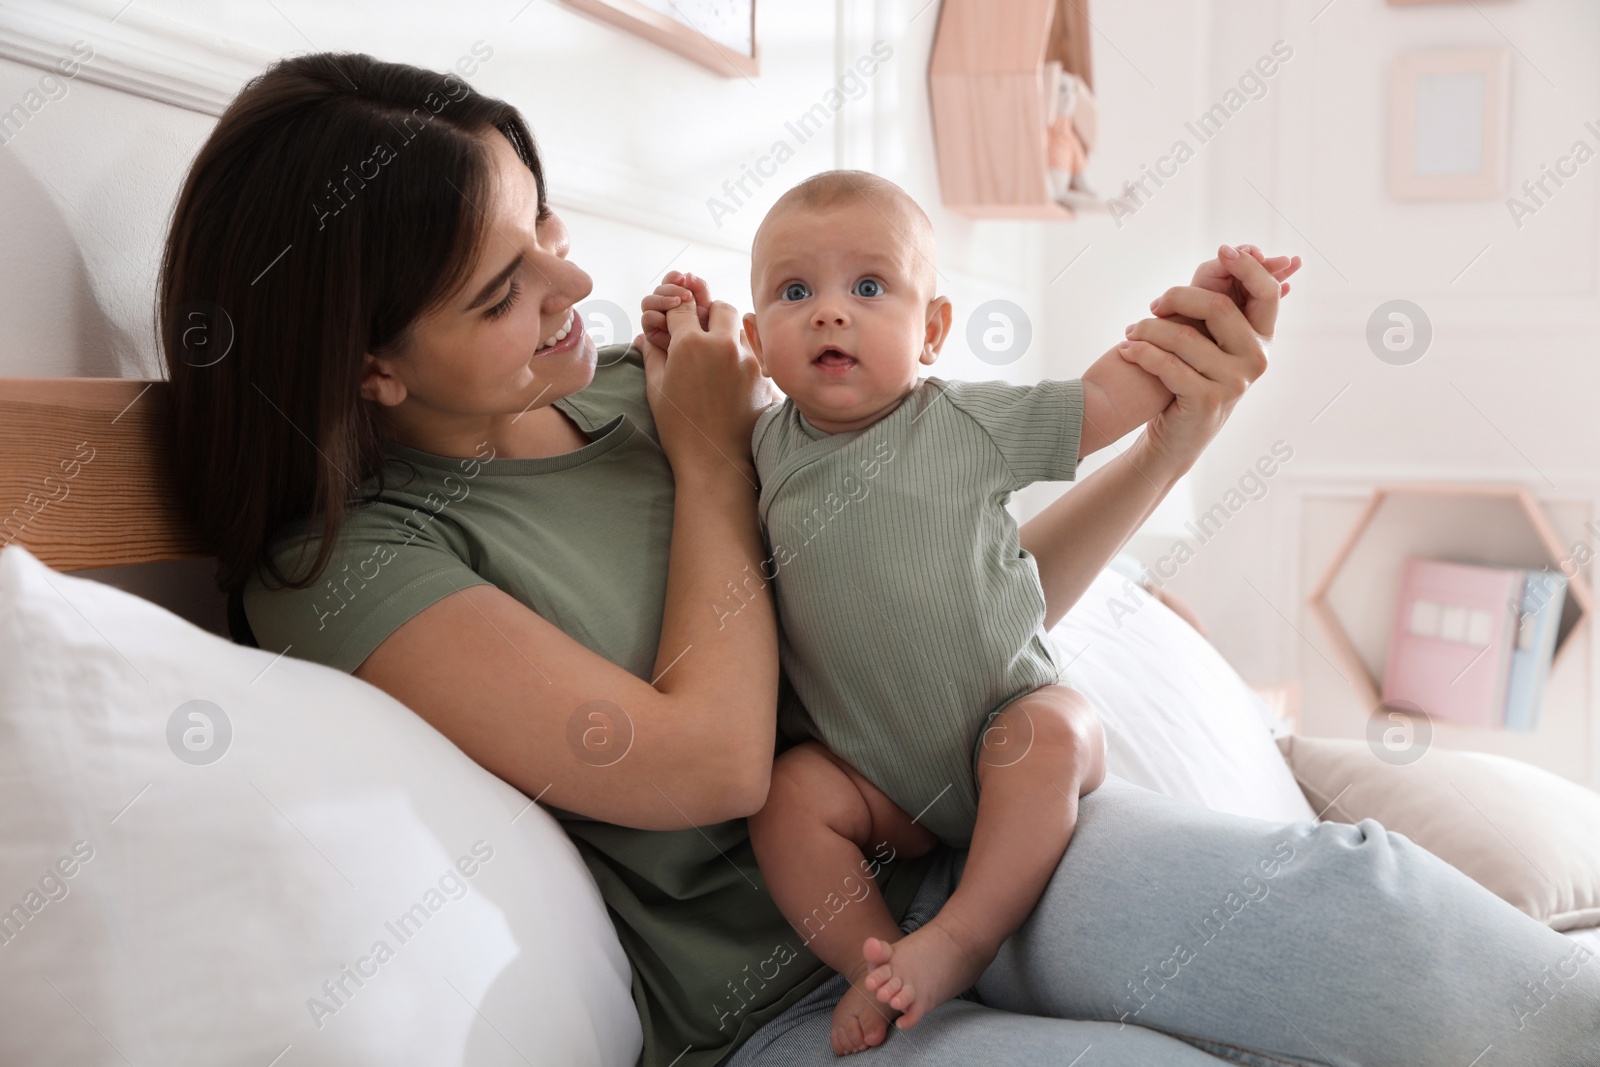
[1306,484,1593,716]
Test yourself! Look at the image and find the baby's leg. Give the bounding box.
[748,741,939,1056]
[862,684,1106,1029]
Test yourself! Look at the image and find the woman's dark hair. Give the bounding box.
[159,52,543,594]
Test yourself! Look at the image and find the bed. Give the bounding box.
[2,377,1596,1065]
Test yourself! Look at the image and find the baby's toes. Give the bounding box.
[895,997,927,1030]
[863,962,893,992]
[858,1008,888,1049]
[888,981,917,1013]
[874,974,904,1004]
[831,1016,861,1056]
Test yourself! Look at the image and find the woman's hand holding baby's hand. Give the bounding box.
[639,270,712,351]
[1117,245,1283,479]
[1190,244,1300,336]
[635,286,769,481]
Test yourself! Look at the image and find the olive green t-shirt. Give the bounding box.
[753,377,1084,847]
[242,345,935,1067]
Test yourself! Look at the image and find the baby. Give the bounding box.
[645,171,1287,1055]
[735,171,1109,1055]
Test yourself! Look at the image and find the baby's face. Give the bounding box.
[744,199,948,434]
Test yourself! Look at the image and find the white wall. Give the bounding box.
[0,0,1049,382]
[0,53,211,378]
[1144,0,1599,785]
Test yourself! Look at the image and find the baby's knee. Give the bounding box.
[758,742,827,814]
[987,686,1104,770]
[754,741,872,840]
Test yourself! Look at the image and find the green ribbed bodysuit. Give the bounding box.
[753,375,1085,847]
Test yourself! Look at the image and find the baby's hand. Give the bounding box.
[640,270,713,353]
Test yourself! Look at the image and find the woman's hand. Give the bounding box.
[635,292,770,482]
[1077,244,1300,457]
[1118,244,1282,479]
[1021,243,1297,627]
[1162,244,1301,340]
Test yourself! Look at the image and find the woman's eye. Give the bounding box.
[854,278,883,298]
[781,282,810,302]
[484,279,521,321]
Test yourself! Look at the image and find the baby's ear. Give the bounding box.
[742,312,770,376]
[921,296,953,365]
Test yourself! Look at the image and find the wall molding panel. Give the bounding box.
[0,1,276,116]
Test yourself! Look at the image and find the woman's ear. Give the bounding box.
[359,352,408,407]
[921,296,954,366]
[742,312,771,377]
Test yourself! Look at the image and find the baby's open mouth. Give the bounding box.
[814,346,857,369]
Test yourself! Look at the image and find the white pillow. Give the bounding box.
[1277,736,1600,930]
[1051,562,1316,824]
[0,546,640,1067]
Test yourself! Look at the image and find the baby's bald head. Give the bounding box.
[742,171,955,433]
[751,170,938,299]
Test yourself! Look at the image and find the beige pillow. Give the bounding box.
[1276,736,1600,931]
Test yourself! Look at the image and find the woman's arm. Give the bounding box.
[1025,245,1285,629]
[1023,434,1179,632]
[357,300,781,832]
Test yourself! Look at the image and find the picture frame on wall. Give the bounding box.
[1388,47,1509,201]
[559,0,758,78]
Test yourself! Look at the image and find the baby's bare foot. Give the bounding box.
[830,976,896,1055]
[860,920,995,1030]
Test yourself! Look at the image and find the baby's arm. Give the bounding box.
[1078,341,1174,459]
[1078,245,1300,457]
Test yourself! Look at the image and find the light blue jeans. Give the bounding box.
[727,775,1599,1066]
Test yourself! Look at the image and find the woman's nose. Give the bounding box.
[539,254,593,309]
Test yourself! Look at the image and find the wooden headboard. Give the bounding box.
[0,379,208,571]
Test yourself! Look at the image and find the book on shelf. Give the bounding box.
[1381,557,1565,730]
[1503,569,1567,731]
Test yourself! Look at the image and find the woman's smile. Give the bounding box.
[524,307,598,382]
[534,308,582,355]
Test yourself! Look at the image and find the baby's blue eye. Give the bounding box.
[853,278,884,298]
[782,282,810,301]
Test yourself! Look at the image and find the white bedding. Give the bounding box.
[1051,565,1318,824]
[0,546,641,1067]
[1,542,1591,1065]
[1567,926,1600,955]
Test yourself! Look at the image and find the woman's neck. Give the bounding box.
[378,402,591,460]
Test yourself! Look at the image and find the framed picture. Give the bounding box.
[560,0,758,78]
[1388,47,1509,201]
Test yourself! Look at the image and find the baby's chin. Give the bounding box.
[788,384,914,434]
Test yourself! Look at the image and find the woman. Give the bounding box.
[161,54,1596,1066]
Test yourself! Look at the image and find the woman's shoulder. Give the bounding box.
[243,342,653,673]
[240,485,491,675]
[558,343,657,440]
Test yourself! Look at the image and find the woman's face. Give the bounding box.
[361,129,597,437]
